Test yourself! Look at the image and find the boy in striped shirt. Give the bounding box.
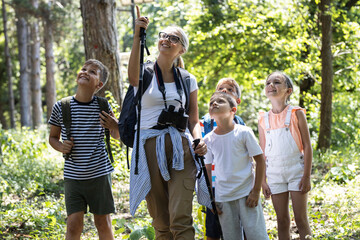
[49,59,119,239]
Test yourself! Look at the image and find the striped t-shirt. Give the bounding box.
[48,96,114,180]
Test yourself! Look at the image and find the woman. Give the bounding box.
[127,6,208,240]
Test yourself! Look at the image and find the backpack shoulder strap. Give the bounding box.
[176,67,191,113]
[61,96,73,160]
[234,115,246,126]
[61,96,73,140]
[97,96,110,113]
[143,61,154,93]
[134,61,154,103]
[96,96,114,163]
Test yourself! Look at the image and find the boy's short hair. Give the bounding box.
[210,92,237,109]
[84,59,109,87]
[216,78,241,99]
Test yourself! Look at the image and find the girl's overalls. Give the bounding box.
[264,106,304,194]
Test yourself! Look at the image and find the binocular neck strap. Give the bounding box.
[154,61,184,109]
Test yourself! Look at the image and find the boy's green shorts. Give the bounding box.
[64,173,115,216]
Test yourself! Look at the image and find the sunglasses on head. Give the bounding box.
[158,32,184,46]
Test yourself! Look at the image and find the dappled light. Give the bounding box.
[1,0,360,239]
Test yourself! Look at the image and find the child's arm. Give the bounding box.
[296,110,312,193]
[100,111,120,140]
[246,154,265,208]
[49,125,74,154]
[258,121,271,198]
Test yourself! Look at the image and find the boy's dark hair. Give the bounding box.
[84,59,109,87]
[210,92,237,109]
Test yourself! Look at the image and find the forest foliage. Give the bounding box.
[0,0,360,239]
[1,0,360,147]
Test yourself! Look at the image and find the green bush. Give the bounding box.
[0,126,63,197]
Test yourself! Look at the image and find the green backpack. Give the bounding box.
[61,96,114,163]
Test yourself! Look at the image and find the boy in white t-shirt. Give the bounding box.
[204,92,269,240]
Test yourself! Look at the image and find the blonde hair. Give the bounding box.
[162,26,189,68]
[163,26,189,52]
[174,56,185,68]
[216,78,241,99]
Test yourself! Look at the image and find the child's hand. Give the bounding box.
[299,175,311,193]
[100,111,118,130]
[214,202,223,215]
[62,137,74,154]
[262,181,272,199]
[246,189,260,208]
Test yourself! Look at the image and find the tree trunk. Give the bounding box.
[299,73,315,108]
[2,0,15,128]
[0,100,8,129]
[80,0,123,109]
[15,7,31,127]
[318,0,333,150]
[43,12,57,121]
[30,0,43,128]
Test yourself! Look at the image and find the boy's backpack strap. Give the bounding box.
[234,115,246,126]
[61,96,73,160]
[176,67,191,113]
[202,113,213,135]
[97,96,114,163]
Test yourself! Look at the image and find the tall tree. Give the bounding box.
[2,0,15,128]
[15,4,31,127]
[41,0,56,121]
[318,0,333,150]
[30,0,43,128]
[80,0,123,108]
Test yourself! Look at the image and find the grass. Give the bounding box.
[1,127,359,239]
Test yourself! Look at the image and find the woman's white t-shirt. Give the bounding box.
[134,73,198,130]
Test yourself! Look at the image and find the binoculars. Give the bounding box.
[156,105,188,132]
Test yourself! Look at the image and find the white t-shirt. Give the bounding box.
[204,124,263,202]
[134,73,198,130]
